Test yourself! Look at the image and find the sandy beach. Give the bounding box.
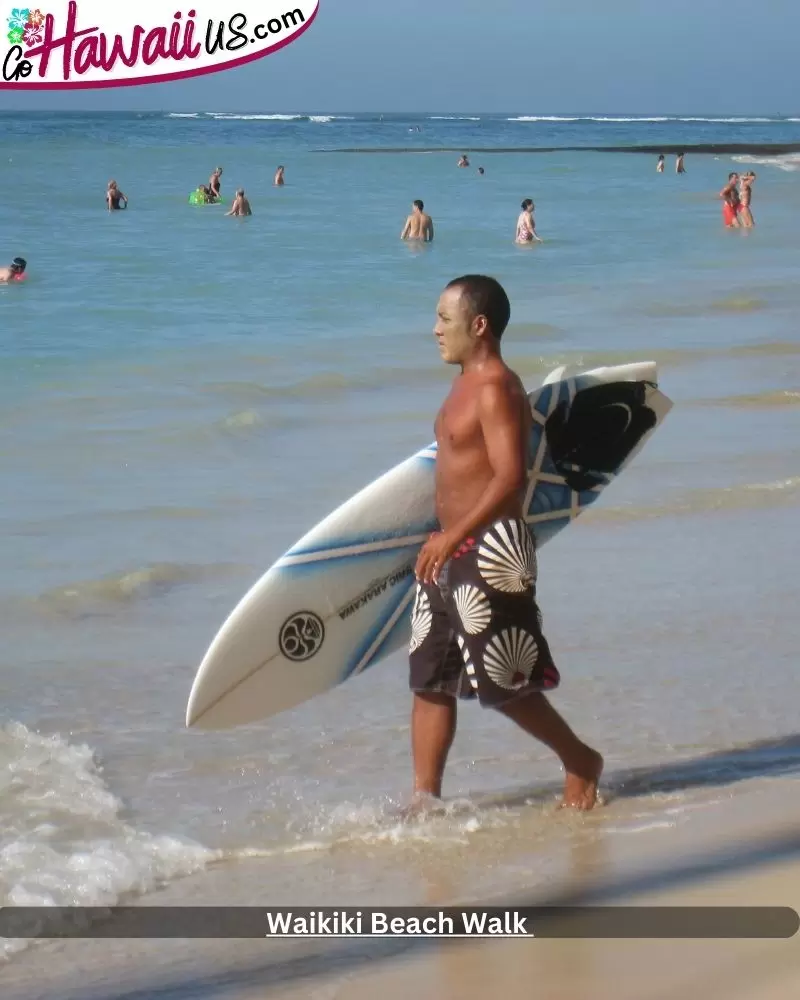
[3,776,799,999]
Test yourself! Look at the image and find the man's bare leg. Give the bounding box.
[411,691,457,800]
[498,692,603,810]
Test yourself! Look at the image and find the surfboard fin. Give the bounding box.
[545,381,658,492]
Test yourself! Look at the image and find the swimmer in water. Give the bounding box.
[478,166,485,175]
[208,167,223,201]
[515,199,542,243]
[737,171,756,227]
[0,257,26,282]
[401,199,434,242]
[226,189,252,216]
[457,154,470,168]
[106,180,128,210]
[676,152,686,174]
[274,165,285,186]
[656,154,665,173]
[719,172,741,228]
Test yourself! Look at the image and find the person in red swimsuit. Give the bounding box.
[719,172,741,228]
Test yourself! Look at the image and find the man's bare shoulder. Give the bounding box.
[474,365,528,411]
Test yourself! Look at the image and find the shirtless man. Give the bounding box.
[226,188,252,216]
[401,200,434,242]
[408,275,603,810]
[720,172,740,227]
[457,154,470,168]
[676,153,686,174]
[0,257,26,282]
[738,171,756,227]
[208,167,223,201]
[106,180,127,210]
[274,165,285,186]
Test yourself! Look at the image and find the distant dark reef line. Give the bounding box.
[315,144,800,155]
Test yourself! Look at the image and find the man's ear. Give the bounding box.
[473,314,489,339]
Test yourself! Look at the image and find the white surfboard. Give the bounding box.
[186,361,672,729]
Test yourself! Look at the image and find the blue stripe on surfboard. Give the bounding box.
[277,544,424,580]
[283,528,438,565]
[342,579,417,681]
[282,481,613,570]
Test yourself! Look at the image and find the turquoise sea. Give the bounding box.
[2,111,800,987]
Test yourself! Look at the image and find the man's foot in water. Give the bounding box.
[561,748,604,810]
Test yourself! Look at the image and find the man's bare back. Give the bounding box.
[401,200,434,242]
[226,190,252,216]
[434,363,530,533]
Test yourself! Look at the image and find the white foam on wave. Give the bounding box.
[508,115,783,124]
[428,116,481,121]
[732,153,800,172]
[167,113,200,118]
[200,113,354,122]
[0,722,218,962]
[206,113,303,120]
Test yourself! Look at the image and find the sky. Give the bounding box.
[0,0,798,113]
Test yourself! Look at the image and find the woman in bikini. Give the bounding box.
[737,172,756,228]
[515,199,542,244]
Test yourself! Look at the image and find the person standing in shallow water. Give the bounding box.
[226,189,252,216]
[656,154,665,173]
[720,172,741,227]
[401,200,434,242]
[407,275,603,810]
[274,166,285,186]
[208,166,223,200]
[515,199,542,243]
[737,172,756,227]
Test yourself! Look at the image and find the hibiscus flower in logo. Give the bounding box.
[7,7,29,43]
[26,6,44,25]
[23,15,43,45]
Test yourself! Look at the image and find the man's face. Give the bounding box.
[434,287,480,365]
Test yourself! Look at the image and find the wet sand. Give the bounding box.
[3,779,798,1000]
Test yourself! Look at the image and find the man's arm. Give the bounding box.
[447,382,526,540]
[425,218,434,242]
[400,217,411,240]
[415,382,528,583]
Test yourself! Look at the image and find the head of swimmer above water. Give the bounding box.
[10,257,26,276]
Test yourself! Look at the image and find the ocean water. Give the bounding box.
[2,112,800,966]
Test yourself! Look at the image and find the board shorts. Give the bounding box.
[408,517,560,709]
[723,202,738,226]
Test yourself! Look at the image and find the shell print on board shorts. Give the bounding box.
[477,520,537,593]
[409,586,432,653]
[482,627,540,690]
[452,584,492,635]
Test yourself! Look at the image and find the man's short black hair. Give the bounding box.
[446,274,511,340]
[413,199,424,210]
